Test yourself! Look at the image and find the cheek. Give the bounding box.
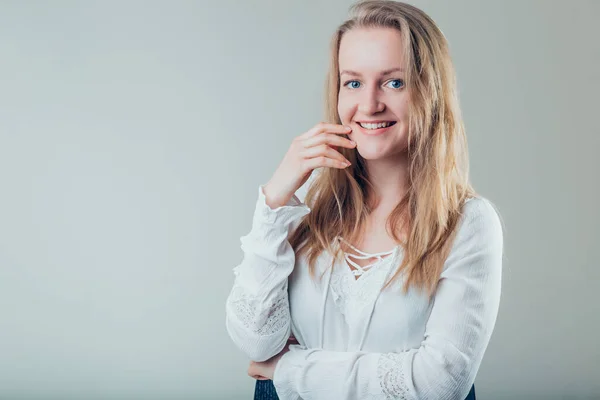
[337,96,352,122]
[395,97,410,119]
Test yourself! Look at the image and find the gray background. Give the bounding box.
[1,0,598,399]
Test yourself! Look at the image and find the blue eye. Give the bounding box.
[344,80,361,89]
[386,79,404,89]
[342,79,404,90]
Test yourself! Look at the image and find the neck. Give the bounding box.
[363,151,409,213]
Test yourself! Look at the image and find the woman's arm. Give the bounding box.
[272,198,503,400]
[225,184,311,362]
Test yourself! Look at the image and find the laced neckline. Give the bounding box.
[336,236,397,278]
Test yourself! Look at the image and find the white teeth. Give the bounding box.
[359,122,393,129]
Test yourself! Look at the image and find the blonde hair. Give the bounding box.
[289,0,477,300]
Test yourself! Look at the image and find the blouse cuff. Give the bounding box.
[254,184,311,226]
[273,345,307,399]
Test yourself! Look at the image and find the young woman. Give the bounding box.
[225,1,504,399]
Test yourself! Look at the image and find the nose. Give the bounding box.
[357,86,385,115]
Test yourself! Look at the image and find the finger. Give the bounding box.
[300,122,352,139]
[247,363,258,377]
[303,132,356,150]
[301,144,351,165]
[303,155,351,171]
[249,372,267,380]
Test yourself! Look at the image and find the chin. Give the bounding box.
[354,141,409,162]
[354,142,393,160]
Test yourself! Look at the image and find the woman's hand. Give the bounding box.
[263,122,356,209]
[247,335,298,380]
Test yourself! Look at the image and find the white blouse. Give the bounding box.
[225,172,503,400]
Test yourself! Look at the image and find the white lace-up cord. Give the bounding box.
[337,237,396,277]
[336,236,399,351]
[318,237,398,350]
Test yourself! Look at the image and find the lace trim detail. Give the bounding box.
[329,253,397,326]
[377,353,410,399]
[329,264,351,318]
[228,285,289,336]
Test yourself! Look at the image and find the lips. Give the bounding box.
[357,121,397,129]
[355,121,396,136]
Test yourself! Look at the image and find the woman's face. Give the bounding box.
[337,27,410,161]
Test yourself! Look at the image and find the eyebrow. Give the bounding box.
[340,67,404,77]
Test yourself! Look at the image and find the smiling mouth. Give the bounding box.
[357,121,397,130]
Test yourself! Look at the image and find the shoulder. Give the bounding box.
[450,195,504,258]
[460,195,503,236]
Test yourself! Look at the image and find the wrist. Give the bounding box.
[263,182,291,209]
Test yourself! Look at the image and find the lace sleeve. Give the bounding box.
[228,280,289,337]
[225,184,311,362]
[377,353,412,399]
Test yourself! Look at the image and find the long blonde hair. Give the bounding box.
[289,0,477,300]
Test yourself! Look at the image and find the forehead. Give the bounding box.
[338,27,406,74]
